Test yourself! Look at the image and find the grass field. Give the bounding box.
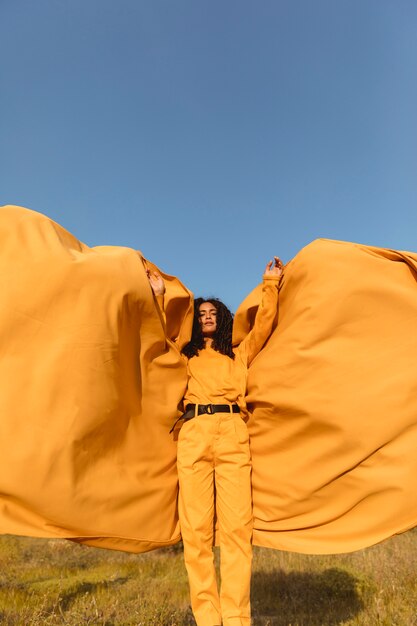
[0,529,416,625]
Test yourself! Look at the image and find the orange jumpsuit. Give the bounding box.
[175,275,279,626]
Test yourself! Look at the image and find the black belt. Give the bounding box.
[169,403,240,433]
[186,403,240,415]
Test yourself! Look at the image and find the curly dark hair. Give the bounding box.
[182,297,235,360]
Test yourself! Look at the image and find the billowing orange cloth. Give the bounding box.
[1,205,417,554]
[0,205,191,552]
[234,240,417,553]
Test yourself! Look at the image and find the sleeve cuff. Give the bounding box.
[262,274,281,282]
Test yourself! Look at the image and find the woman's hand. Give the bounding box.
[147,269,166,296]
[264,256,283,278]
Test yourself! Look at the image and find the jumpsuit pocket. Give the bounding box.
[178,418,193,441]
[233,416,250,447]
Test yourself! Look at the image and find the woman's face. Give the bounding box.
[198,302,217,336]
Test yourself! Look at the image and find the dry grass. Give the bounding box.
[0,529,416,625]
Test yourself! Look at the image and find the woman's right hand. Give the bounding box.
[147,269,166,296]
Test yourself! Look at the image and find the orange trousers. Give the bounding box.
[177,409,253,626]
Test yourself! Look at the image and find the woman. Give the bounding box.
[148,257,282,626]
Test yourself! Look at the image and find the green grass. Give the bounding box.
[0,529,416,625]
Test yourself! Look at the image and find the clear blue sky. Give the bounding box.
[1,0,416,310]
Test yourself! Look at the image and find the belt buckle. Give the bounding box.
[206,404,215,415]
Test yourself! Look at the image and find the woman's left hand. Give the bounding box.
[264,256,283,278]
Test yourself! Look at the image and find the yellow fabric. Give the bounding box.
[183,276,279,414]
[177,411,252,626]
[1,205,417,555]
[234,239,417,553]
[0,205,191,552]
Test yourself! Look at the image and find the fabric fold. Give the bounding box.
[0,205,191,552]
[237,239,417,553]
